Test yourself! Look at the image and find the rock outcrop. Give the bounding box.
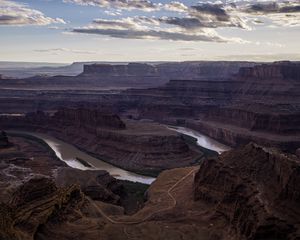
[194,143,300,240]
[55,168,123,204]
[0,177,84,240]
[0,132,150,239]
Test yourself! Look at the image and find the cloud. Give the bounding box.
[72,26,228,42]
[69,1,299,42]
[0,0,65,26]
[242,1,300,27]
[163,1,189,13]
[63,0,158,11]
[191,3,231,22]
[245,2,300,14]
[72,16,250,43]
[34,48,99,55]
[212,53,300,62]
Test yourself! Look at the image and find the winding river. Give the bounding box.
[169,126,231,154]
[10,127,230,185]
[10,131,156,184]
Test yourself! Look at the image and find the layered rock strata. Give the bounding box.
[0,61,299,152]
[194,143,300,240]
[0,133,143,239]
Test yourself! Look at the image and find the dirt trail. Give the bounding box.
[87,168,197,225]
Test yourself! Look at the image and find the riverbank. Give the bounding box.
[8,130,156,184]
[168,126,231,154]
[7,125,231,181]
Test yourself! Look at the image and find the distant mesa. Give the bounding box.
[238,61,300,80]
[81,63,158,77]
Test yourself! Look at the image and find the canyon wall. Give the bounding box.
[239,61,300,80]
[194,143,300,240]
[0,61,299,152]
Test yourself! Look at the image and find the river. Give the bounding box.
[168,126,231,154]
[10,127,230,184]
[10,131,156,185]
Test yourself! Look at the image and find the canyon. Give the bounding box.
[0,108,203,176]
[1,61,299,152]
[0,60,299,240]
[1,132,299,240]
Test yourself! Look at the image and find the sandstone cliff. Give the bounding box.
[0,177,84,240]
[194,143,300,240]
[239,61,300,81]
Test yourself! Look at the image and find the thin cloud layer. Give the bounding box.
[35,48,99,55]
[72,15,248,42]
[63,0,159,11]
[73,26,229,42]
[0,0,65,26]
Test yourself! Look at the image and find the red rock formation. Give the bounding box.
[0,177,84,240]
[194,143,300,240]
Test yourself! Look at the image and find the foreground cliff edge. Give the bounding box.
[0,130,299,240]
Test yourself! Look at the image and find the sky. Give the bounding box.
[0,0,299,63]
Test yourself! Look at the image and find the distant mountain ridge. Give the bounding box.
[0,61,256,79]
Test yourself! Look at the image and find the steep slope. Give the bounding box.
[194,143,300,240]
